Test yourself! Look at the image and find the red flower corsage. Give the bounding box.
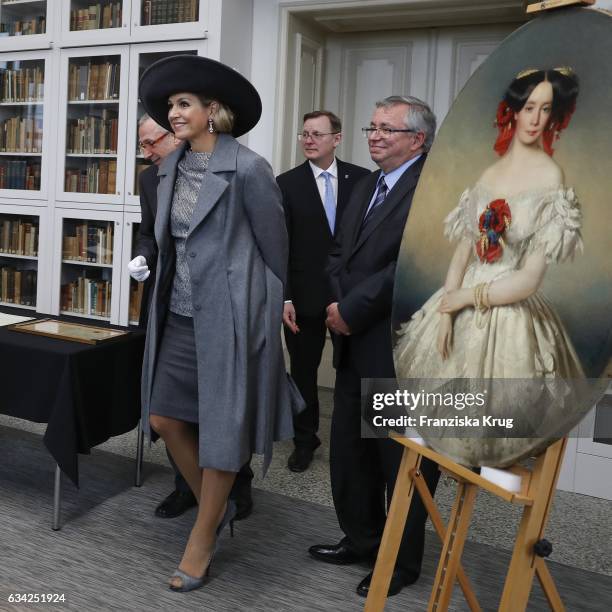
[476,199,511,263]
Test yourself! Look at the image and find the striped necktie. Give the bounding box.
[362,176,388,227]
[320,171,336,233]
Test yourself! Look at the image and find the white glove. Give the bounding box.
[128,255,150,282]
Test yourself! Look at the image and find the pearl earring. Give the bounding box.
[208,117,214,133]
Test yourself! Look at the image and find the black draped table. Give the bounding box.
[0,309,145,527]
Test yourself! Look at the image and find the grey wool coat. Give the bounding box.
[141,134,303,474]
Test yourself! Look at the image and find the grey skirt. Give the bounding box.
[149,311,199,423]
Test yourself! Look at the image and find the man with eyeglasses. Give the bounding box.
[128,115,255,521]
[309,96,441,598]
[276,110,369,473]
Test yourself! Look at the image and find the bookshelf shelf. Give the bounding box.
[0,300,35,309]
[66,153,117,158]
[62,258,112,268]
[0,101,43,106]
[0,151,41,156]
[60,310,110,321]
[2,1,46,6]
[68,99,119,105]
[0,252,37,260]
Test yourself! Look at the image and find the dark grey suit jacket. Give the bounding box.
[327,154,427,378]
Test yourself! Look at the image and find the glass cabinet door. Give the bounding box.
[60,0,129,46]
[0,0,46,36]
[58,47,128,205]
[140,0,199,26]
[0,211,39,308]
[0,56,48,199]
[53,209,122,323]
[119,212,143,326]
[124,41,204,207]
[131,0,208,43]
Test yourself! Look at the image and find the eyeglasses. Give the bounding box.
[362,127,417,138]
[297,131,339,141]
[138,132,169,151]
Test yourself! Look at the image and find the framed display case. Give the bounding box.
[0,50,52,201]
[0,0,53,52]
[56,45,128,206]
[52,207,122,323]
[123,39,206,208]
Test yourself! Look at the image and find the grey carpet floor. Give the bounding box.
[5,386,609,578]
[1,425,612,612]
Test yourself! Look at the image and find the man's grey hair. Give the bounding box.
[375,95,436,152]
[137,113,168,133]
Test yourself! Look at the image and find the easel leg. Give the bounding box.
[52,464,62,531]
[135,419,144,487]
[535,557,565,612]
[364,447,421,612]
[499,439,567,612]
[428,481,478,612]
[412,471,481,612]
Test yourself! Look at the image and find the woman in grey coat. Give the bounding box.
[138,56,301,592]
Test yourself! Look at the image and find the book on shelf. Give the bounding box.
[0,266,36,306]
[0,116,43,153]
[129,281,144,322]
[61,273,111,318]
[0,17,46,37]
[68,60,120,102]
[62,221,113,264]
[64,159,117,194]
[66,109,118,155]
[0,66,44,103]
[0,217,38,256]
[0,160,41,190]
[70,3,122,31]
[142,0,198,25]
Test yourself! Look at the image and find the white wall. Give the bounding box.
[248,0,282,163]
[249,0,610,168]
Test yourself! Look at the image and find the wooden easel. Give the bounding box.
[364,435,568,612]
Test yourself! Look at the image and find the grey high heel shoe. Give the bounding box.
[168,500,237,592]
[169,562,212,593]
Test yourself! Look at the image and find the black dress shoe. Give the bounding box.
[309,542,363,565]
[356,568,418,598]
[233,496,253,521]
[288,446,315,472]
[154,490,197,519]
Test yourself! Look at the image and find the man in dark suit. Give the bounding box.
[309,96,441,597]
[130,115,254,520]
[277,111,370,472]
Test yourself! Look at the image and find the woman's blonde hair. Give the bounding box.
[198,95,235,134]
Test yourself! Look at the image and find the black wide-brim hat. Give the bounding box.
[139,55,262,138]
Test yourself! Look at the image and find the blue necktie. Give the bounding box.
[362,176,388,226]
[320,171,336,233]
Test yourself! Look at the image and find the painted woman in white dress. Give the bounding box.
[396,67,584,397]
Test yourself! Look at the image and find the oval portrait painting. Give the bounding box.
[392,8,612,467]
